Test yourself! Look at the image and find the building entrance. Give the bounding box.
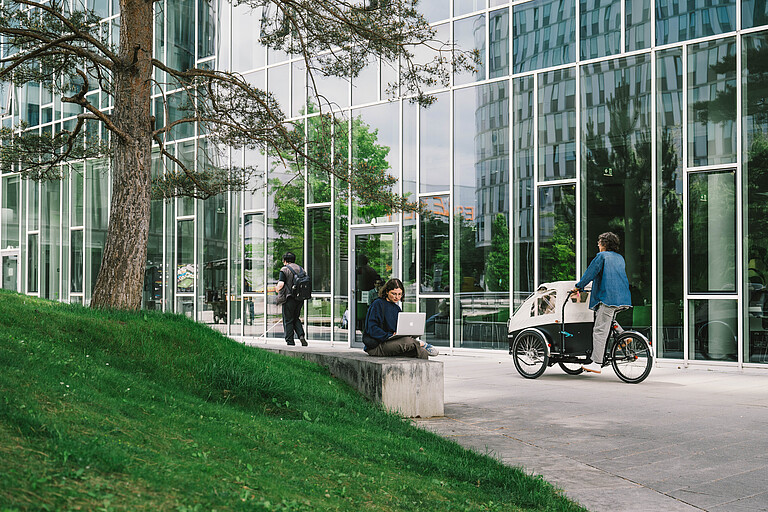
[350,227,398,346]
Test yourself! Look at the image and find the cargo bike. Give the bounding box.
[508,281,653,383]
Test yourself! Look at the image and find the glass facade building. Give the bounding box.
[3,0,768,367]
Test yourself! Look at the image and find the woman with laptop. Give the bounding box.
[362,278,439,358]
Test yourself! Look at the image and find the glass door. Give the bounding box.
[350,227,398,346]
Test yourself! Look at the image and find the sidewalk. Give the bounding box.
[415,351,768,512]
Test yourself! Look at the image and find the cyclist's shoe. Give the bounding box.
[581,362,602,374]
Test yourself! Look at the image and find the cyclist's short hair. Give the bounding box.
[379,278,405,301]
[598,232,620,252]
[282,252,296,263]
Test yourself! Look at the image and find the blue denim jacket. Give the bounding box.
[575,251,631,310]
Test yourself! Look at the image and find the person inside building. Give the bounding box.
[571,232,631,374]
[356,254,382,296]
[275,251,307,346]
[363,278,439,358]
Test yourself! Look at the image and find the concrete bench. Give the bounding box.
[260,346,444,418]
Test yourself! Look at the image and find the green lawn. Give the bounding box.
[0,291,585,511]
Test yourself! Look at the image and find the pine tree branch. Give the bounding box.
[11,0,120,65]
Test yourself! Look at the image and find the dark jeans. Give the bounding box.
[281,297,305,344]
[367,336,428,359]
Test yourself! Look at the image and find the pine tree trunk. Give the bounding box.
[90,0,154,310]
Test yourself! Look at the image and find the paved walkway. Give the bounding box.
[415,351,768,512]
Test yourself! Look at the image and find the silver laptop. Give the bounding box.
[396,312,426,337]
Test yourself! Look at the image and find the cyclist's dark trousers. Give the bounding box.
[282,297,305,344]
[592,303,623,364]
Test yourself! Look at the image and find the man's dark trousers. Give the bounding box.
[282,296,305,344]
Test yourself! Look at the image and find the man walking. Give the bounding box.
[276,252,307,346]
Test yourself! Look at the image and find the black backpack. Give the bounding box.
[286,264,312,301]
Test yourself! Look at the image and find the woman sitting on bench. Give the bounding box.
[362,278,439,358]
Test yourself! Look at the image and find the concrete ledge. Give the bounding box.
[260,346,444,418]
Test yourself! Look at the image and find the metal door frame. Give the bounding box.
[349,225,399,347]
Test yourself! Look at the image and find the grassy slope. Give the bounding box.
[0,291,585,511]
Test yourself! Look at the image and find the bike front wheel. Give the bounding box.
[610,331,653,383]
[512,329,549,379]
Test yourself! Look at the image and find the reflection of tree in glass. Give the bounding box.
[486,214,510,291]
[422,211,450,292]
[269,175,304,278]
[731,41,768,283]
[298,108,410,219]
[454,213,484,290]
[659,127,683,307]
[538,188,576,283]
[747,134,768,269]
[584,79,651,308]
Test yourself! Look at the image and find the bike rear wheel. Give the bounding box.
[512,330,549,379]
[610,331,652,383]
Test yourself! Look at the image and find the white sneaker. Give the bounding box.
[582,361,602,374]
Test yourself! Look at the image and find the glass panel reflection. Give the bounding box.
[333,191,349,344]
[420,196,450,293]
[538,68,576,181]
[420,0,450,23]
[513,76,535,309]
[688,171,736,293]
[351,102,400,224]
[744,33,768,364]
[656,0,735,45]
[307,297,332,342]
[582,55,652,330]
[244,213,265,294]
[455,0,487,16]
[229,190,242,333]
[625,0,651,51]
[657,48,684,359]
[454,82,510,349]
[688,39,737,167]
[267,156,303,340]
[2,255,18,291]
[2,175,20,249]
[308,115,332,204]
[580,0,621,60]
[690,299,737,361]
[513,0,575,73]
[201,194,228,326]
[244,295,265,338]
[70,230,83,294]
[308,208,331,293]
[489,8,510,79]
[422,297,450,347]
[27,233,38,293]
[242,143,267,211]
[743,0,768,29]
[352,56,379,106]
[538,185,575,284]
[177,219,195,294]
[176,295,195,319]
[454,14,486,85]
[420,92,450,193]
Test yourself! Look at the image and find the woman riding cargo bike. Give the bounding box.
[508,232,653,384]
